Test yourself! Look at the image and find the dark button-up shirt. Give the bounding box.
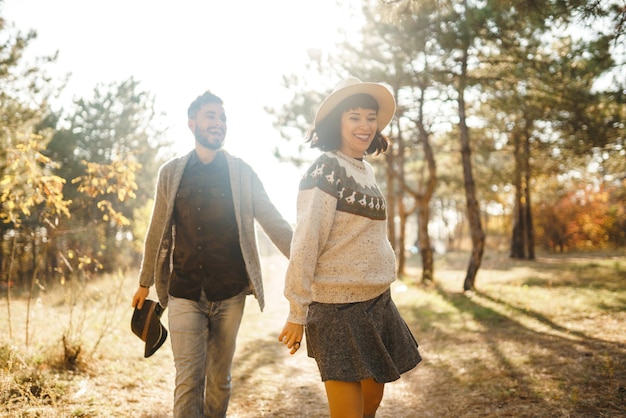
[169,151,248,301]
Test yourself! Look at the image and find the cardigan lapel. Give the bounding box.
[224,151,242,226]
[166,151,193,216]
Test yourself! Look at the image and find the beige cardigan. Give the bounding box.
[138,150,292,310]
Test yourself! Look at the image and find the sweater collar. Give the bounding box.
[332,150,366,171]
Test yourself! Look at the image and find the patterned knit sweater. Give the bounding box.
[285,150,396,325]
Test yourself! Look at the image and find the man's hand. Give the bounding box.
[132,286,150,310]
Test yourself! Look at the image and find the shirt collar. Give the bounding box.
[189,149,225,168]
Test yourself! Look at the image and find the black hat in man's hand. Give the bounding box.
[131,300,168,358]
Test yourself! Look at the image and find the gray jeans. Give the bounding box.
[168,290,246,418]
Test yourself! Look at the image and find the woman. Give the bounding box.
[279,77,421,418]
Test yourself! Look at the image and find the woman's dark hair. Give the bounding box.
[306,93,391,155]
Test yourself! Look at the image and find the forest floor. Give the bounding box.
[1,249,625,417]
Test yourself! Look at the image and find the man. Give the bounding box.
[132,90,292,417]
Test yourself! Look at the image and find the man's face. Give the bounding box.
[190,103,227,150]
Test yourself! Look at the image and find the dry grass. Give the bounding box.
[1,250,625,417]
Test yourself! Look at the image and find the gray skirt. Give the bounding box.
[305,288,421,383]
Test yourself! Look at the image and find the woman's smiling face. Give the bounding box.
[339,107,378,158]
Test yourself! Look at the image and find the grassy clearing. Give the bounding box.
[0,250,624,417]
[395,251,626,417]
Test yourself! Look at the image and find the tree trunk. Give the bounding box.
[397,205,408,275]
[416,106,437,283]
[396,155,411,276]
[460,120,485,291]
[511,123,536,260]
[458,14,485,291]
[416,201,434,282]
[384,84,436,283]
[385,157,397,254]
[0,224,5,283]
[6,234,18,341]
[388,120,410,276]
[510,130,526,258]
[523,133,535,259]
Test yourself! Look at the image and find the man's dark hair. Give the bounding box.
[187,90,224,119]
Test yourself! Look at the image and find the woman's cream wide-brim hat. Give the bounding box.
[314,77,396,130]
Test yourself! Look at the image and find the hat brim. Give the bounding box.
[314,82,395,130]
[131,300,168,358]
[144,320,167,358]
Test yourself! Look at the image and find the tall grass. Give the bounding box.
[1,269,130,416]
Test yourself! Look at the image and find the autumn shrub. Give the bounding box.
[534,183,625,251]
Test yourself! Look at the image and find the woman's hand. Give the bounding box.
[279,321,304,355]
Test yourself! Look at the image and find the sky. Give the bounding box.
[2,0,360,223]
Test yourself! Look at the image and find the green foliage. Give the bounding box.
[268,0,625,269]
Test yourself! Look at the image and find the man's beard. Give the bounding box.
[195,130,224,151]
